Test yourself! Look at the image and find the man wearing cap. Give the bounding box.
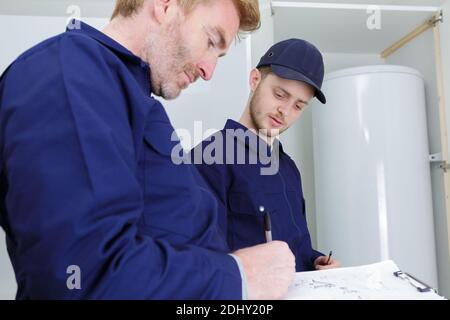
[192,38,340,271]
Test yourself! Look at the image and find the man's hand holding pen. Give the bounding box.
[314,250,341,270]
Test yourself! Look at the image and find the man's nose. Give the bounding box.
[277,103,290,117]
[197,56,218,81]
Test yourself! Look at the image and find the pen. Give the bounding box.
[326,250,333,265]
[260,206,272,242]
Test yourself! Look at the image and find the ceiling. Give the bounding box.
[273,0,444,54]
[276,0,446,6]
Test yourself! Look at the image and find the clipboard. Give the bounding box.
[393,270,436,293]
[285,260,446,300]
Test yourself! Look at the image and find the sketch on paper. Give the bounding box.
[285,260,444,300]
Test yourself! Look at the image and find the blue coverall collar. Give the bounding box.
[223,119,285,156]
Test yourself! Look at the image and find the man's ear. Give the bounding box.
[153,0,173,24]
[249,68,262,92]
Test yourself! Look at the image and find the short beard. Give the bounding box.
[144,18,190,100]
[249,86,264,131]
[249,84,284,138]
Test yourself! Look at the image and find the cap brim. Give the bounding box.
[271,65,326,104]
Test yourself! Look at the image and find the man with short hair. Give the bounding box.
[193,39,341,272]
[0,0,295,299]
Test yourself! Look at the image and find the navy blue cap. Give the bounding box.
[256,38,326,104]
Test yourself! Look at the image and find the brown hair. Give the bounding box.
[111,0,260,32]
[258,66,273,79]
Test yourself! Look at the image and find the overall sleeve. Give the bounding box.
[0,35,242,299]
[191,135,230,241]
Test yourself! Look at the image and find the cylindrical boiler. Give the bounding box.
[312,65,438,288]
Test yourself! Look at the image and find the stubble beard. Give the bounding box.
[144,19,192,100]
[249,85,284,138]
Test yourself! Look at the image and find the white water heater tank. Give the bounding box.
[312,65,438,288]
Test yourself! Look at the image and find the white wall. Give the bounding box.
[322,53,385,73]
[0,15,109,73]
[250,0,275,67]
[0,0,114,18]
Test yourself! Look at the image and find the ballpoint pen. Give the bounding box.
[326,250,333,264]
[260,206,272,242]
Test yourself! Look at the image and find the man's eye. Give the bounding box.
[275,92,283,98]
[208,39,215,48]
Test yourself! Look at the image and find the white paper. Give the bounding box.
[285,260,445,300]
